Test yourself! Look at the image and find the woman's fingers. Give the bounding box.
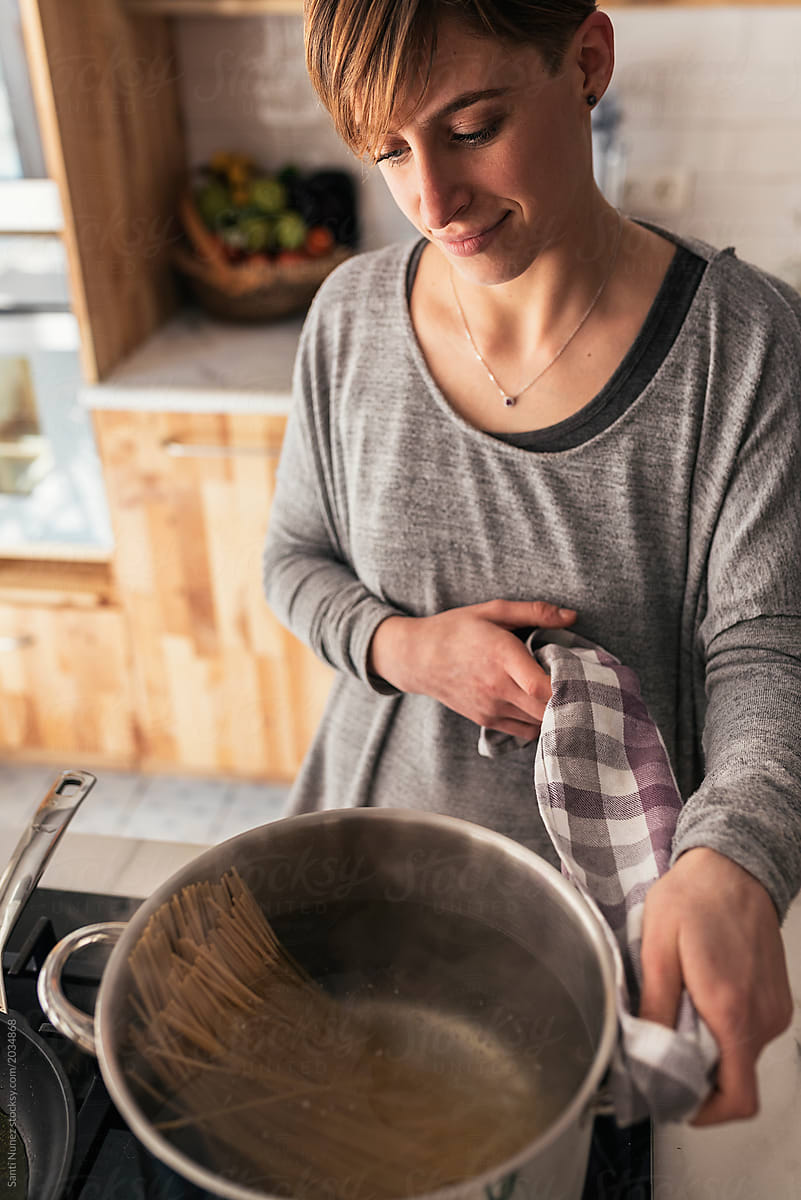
[691,1035,759,1125]
[367,599,576,729]
[487,601,575,708]
[482,715,546,739]
[481,598,577,631]
[638,847,793,1127]
[468,678,548,730]
[505,647,553,709]
[638,912,683,1031]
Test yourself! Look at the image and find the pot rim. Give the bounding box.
[95,807,619,1200]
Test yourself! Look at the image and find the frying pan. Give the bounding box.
[0,769,97,1200]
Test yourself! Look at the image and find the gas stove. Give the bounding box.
[4,886,651,1200]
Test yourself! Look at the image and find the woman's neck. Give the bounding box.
[443,196,622,361]
[410,204,678,433]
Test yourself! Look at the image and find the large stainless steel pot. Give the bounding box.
[38,808,617,1200]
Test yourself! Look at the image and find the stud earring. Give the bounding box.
[586,93,598,107]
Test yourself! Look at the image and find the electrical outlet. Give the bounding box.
[622,168,694,218]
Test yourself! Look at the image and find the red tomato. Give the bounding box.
[305,226,335,257]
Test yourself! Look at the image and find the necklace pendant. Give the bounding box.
[450,211,624,418]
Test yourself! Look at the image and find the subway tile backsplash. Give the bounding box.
[175,8,801,287]
[612,7,801,287]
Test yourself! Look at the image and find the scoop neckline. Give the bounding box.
[397,221,718,455]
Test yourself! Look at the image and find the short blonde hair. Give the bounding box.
[304,0,597,158]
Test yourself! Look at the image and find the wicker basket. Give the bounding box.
[172,189,351,323]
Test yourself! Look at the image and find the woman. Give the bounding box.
[263,0,800,1125]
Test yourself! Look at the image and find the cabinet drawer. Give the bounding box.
[0,601,137,762]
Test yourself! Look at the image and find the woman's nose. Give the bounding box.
[416,154,470,232]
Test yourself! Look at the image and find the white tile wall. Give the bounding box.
[175,8,801,286]
[611,7,801,286]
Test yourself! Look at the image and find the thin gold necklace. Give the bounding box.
[449,211,624,407]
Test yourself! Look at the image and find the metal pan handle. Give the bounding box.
[38,922,126,1055]
[0,769,96,1013]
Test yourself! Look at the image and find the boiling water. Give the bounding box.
[143,898,596,1200]
[300,898,596,1106]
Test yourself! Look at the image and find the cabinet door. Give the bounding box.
[0,602,137,763]
[20,0,185,383]
[94,409,333,779]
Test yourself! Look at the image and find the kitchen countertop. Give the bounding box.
[32,827,801,1200]
[80,307,302,414]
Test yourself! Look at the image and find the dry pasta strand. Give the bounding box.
[126,868,539,1200]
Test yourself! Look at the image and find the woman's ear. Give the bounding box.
[572,11,615,107]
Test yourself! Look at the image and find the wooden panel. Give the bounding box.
[0,602,138,763]
[0,558,116,608]
[93,409,333,779]
[19,0,186,383]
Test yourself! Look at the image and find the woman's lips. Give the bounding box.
[436,212,510,257]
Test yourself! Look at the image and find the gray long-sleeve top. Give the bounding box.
[263,226,801,918]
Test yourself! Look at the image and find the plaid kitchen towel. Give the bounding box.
[479,628,719,1126]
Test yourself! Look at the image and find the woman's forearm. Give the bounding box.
[263,525,404,686]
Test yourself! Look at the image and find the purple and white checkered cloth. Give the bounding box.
[479,628,719,1126]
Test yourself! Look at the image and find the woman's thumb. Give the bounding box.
[481,599,576,632]
[530,602,577,628]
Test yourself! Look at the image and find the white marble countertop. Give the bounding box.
[81,308,303,414]
[39,830,210,898]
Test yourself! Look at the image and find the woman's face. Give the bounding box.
[373,14,608,287]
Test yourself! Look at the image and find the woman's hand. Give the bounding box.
[368,599,576,737]
[639,846,794,1124]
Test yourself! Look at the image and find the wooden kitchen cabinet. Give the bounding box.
[92,409,333,779]
[0,563,138,764]
[10,1,332,779]
[20,0,185,385]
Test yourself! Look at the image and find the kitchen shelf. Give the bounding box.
[81,308,301,413]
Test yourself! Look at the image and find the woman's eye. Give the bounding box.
[375,146,407,167]
[452,123,499,147]
[374,119,502,166]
